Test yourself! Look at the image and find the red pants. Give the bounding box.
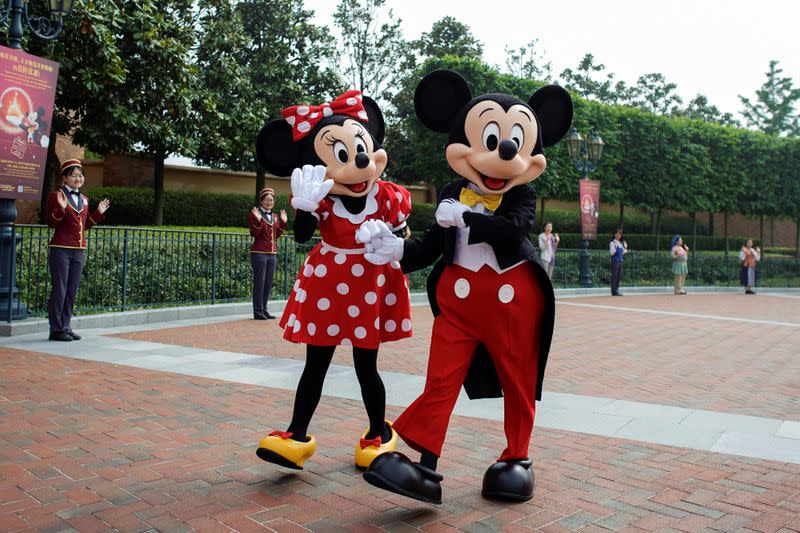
[394,262,544,462]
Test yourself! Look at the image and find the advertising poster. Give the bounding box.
[579,179,600,240]
[0,45,59,201]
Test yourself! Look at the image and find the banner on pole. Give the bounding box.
[0,45,59,201]
[579,179,600,240]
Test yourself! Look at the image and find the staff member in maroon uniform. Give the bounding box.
[46,159,110,341]
[249,187,288,319]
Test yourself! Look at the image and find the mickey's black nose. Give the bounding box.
[355,152,370,169]
[498,139,518,161]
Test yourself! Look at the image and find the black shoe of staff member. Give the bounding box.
[265,313,277,319]
[254,314,268,320]
[49,331,73,342]
[67,331,81,340]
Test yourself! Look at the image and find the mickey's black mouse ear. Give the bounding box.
[361,96,385,145]
[414,69,473,133]
[528,85,573,148]
[256,119,302,177]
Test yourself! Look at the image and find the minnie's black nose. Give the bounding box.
[355,152,370,169]
[498,139,518,161]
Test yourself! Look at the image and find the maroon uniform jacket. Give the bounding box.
[46,190,104,249]
[249,210,288,254]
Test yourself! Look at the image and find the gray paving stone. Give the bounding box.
[711,432,800,463]
[615,418,723,450]
[598,400,693,422]
[681,410,784,434]
[776,420,800,439]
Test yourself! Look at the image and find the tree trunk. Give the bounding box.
[255,165,266,204]
[153,151,166,225]
[39,133,60,224]
[655,208,662,251]
[618,203,625,230]
[770,216,776,246]
[709,212,715,236]
[650,212,656,234]
[690,212,697,251]
[759,214,764,249]
[723,211,729,256]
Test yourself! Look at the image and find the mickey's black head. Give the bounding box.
[256,95,387,197]
[414,69,573,195]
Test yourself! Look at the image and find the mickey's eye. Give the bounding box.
[482,122,500,151]
[511,124,524,148]
[333,141,348,164]
[354,135,367,153]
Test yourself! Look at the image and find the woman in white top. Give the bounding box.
[537,222,559,279]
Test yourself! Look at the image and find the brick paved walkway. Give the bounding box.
[114,294,800,421]
[2,347,799,532]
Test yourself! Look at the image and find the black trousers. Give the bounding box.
[251,253,277,317]
[47,247,85,333]
[610,260,623,294]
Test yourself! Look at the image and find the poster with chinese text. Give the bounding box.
[579,179,600,240]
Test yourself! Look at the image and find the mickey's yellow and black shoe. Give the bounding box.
[355,421,398,470]
[256,430,317,470]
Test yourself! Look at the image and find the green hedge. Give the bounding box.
[536,207,709,235]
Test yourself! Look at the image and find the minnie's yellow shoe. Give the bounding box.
[355,421,398,470]
[256,431,317,470]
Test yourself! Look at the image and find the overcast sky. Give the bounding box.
[302,0,799,118]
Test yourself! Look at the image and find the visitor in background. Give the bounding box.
[671,235,689,295]
[537,221,559,279]
[609,228,628,296]
[739,239,760,294]
[249,187,288,319]
[46,159,110,341]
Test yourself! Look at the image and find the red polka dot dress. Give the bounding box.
[280,181,413,349]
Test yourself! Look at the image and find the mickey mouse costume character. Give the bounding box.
[359,69,572,503]
[254,90,412,471]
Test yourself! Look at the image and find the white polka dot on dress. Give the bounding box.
[307,322,316,335]
[384,320,396,332]
[296,289,307,303]
[293,279,300,291]
[396,191,403,202]
[374,317,380,329]
[364,291,377,305]
[354,327,367,339]
[341,338,352,346]
[351,264,364,277]
[327,324,340,336]
[401,319,412,332]
[317,298,330,311]
[334,253,347,265]
[287,313,296,327]
[385,293,397,306]
[293,320,302,333]
[303,264,313,277]
[348,305,360,317]
[337,283,350,295]
[314,264,327,277]
[377,274,385,287]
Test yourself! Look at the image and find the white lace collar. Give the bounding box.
[331,182,379,224]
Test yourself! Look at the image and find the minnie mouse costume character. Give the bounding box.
[359,70,572,503]
[254,90,413,471]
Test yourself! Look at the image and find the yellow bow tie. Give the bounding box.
[459,187,503,211]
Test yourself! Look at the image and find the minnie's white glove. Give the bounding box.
[435,198,470,229]
[290,165,334,212]
[356,219,404,265]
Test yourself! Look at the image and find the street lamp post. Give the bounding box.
[0,0,73,321]
[565,127,604,288]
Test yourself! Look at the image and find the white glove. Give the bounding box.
[290,164,334,212]
[435,198,470,229]
[356,219,404,265]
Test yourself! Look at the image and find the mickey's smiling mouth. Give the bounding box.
[479,173,507,191]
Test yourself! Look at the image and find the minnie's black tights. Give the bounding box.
[286,344,388,441]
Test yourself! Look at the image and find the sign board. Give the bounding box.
[579,179,600,240]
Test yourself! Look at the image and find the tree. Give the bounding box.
[193,0,342,196]
[677,94,740,126]
[414,16,482,61]
[739,60,800,136]
[560,53,626,104]
[504,39,552,81]
[334,0,412,105]
[626,72,682,115]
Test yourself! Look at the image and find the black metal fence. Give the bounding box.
[7,225,800,320]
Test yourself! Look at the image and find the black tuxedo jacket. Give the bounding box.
[400,179,555,401]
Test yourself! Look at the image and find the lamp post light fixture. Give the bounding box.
[566,126,604,287]
[0,0,73,321]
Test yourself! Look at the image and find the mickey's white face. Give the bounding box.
[446,101,546,195]
[312,119,387,197]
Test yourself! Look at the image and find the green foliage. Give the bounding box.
[414,17,483,61]
[739,60,800,136]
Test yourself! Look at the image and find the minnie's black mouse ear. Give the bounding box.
[528,85,573,148]
[414,69,473,133]
[256,119,302,177]
[361,96,385,145]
